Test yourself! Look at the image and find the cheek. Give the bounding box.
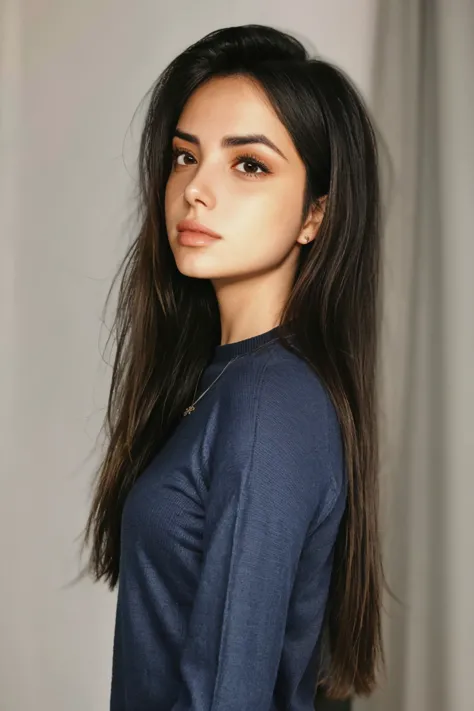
[164,179,180,233]
[230,186,303,257]
[164,179,173,215]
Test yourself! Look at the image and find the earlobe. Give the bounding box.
[299,196,327,245]
[297,233,313,246]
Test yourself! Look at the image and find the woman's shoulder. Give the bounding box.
[224,340,337,425]
[209,340,346,523]
[218,341,345,485]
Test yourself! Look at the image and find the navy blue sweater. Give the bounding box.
[110,327,347,711]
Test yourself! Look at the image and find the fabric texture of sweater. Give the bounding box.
[110,326,347,711]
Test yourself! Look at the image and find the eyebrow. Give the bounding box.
[173,128,288,161]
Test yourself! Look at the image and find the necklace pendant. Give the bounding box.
[183,405,195,417]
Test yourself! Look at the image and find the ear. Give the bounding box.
[296,195,327,246]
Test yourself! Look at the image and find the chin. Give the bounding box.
[172,250,228,280]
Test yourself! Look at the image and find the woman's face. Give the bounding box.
[165,75,314,282]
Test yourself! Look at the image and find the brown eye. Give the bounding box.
[236,160,263,175]
[171,148,195,166]
[233,153,271,178]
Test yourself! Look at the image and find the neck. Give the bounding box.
[212,264,296,345]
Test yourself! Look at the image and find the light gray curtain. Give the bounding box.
[355,1,474,710]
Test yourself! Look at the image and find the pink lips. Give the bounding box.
[176,219,222,246]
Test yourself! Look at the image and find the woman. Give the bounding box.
[83,24,384,711]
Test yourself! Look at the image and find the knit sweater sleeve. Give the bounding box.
[171,356,344,711]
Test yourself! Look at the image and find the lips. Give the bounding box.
[177,230,220,247]
[176,219,221,240]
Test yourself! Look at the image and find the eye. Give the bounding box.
[170,147,271,178]
[234,153,270,178]
[171,147,195,166]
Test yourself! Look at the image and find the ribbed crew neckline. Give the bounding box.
[211,326,281,365]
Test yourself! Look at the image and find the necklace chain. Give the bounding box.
[183,356,240,416]
[183,337,279,417]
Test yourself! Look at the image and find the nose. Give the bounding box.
[183,169,216,209]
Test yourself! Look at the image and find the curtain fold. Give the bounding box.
[355,1,474,710]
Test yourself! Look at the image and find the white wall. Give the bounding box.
[0,1,376,709]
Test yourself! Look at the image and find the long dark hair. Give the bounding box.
[82,24,384,700]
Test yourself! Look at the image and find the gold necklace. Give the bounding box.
[182,336,279,417]
[183,355,242,416]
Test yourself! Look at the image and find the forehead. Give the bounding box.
[177,75,293,149]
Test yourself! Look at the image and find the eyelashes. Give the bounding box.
[170,146,271,179]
